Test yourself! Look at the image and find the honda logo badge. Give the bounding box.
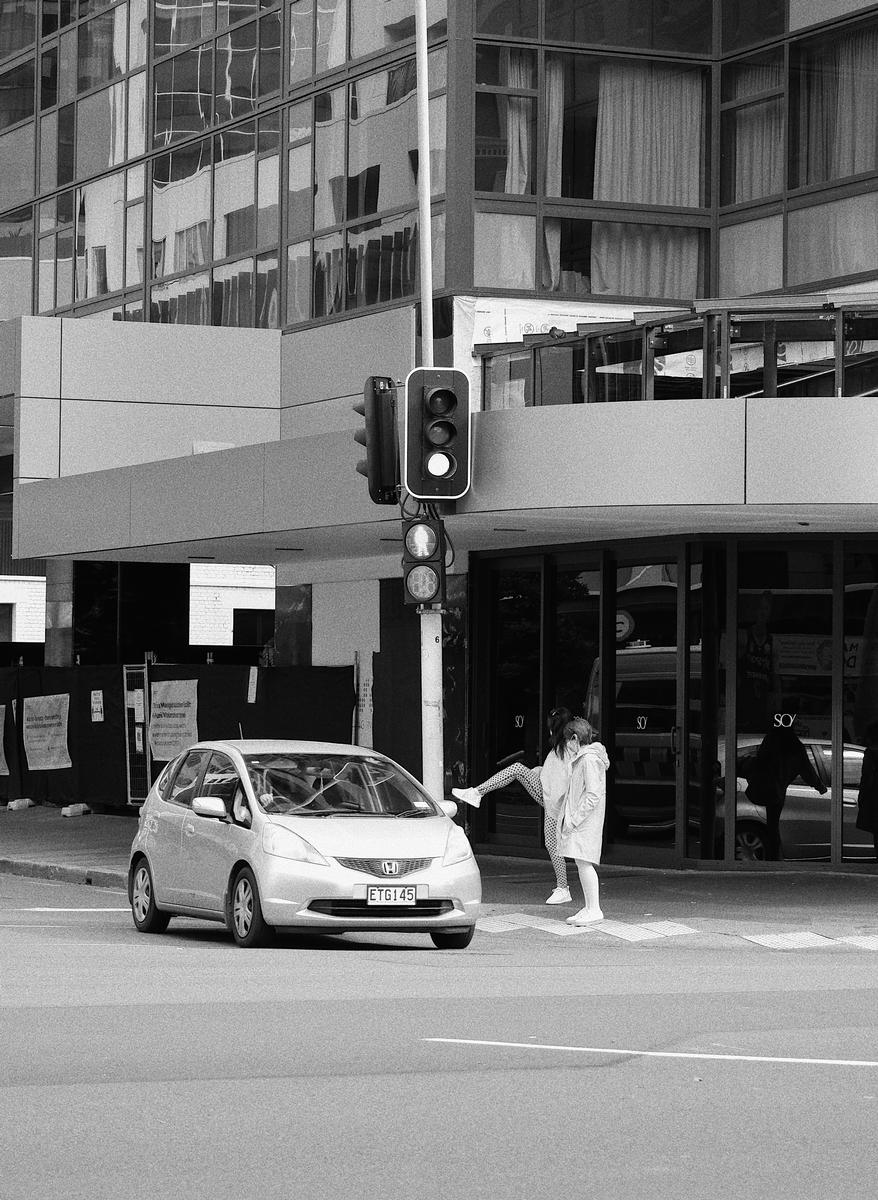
[381,860,400,876]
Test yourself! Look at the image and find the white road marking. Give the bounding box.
[838,935,878,950]
[423,1037,878,1068]
[640,921,697,937]
[743,932,837,949]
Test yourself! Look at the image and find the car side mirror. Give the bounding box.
[437,798,458,819]
[192,795,227,820]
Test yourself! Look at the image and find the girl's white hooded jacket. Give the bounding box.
[557,741,611,863]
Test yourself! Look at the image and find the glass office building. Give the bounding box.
[5,2,878,867]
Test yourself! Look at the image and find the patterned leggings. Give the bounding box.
[475,762,568,889]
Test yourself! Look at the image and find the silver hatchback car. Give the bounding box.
[128,739,481,948]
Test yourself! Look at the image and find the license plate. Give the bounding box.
[366,885,417,905]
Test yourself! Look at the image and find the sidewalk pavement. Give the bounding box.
[3,804,878,938]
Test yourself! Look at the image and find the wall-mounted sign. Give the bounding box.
[91,690,104,722]
[148,679,198,762]
[23,693,72,771]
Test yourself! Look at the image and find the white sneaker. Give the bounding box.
[546,887,572,905]
[451,786,482,808]
[566,908,605,926]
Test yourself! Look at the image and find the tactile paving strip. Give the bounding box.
[741,931,837,949]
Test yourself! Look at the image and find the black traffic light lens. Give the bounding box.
[406,564,441,603]
[426,419,454,447]
[425,387,456,416]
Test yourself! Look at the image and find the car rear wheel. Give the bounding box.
[735,822,767,861]
[131,860,170,934]
[430,927,475,950]
[230,867,272,947]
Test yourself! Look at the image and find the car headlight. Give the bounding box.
[262,823,328,866]
[442,823,474,867]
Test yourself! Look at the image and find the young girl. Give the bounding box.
[452,707,575,904]
[557,717,610,926]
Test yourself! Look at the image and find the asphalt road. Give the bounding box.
[3,873,878,1200]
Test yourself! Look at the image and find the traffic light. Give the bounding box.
[401,516,446,606]
[404,367,471,501]
[353,375,400,505]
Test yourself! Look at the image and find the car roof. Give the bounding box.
[187,739,385,757]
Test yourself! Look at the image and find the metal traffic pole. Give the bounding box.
[414,0,444,803]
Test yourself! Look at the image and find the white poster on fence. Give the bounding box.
[148,679,198,761]
[0,705,8,776]
[23,693,72,771]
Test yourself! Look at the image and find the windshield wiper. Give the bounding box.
[395,808,433,818]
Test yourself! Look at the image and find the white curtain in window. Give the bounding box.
[591,62,705,297]
[799,27,878,184]
[730,66,783,202]
[503,49,532,194]
[542,56,565,290]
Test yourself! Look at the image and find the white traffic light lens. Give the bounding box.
[406,564,440,602]
[426,450,454,478]
[404,522,438,559]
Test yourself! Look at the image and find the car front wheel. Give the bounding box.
[430,927,475,950]
[131,859,170,934]
[735,822,767,861]
[230,867,272,948]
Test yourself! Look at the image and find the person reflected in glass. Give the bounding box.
[740,725,827,860]
[855,721,878,860]
[452,706,574,904]
[737,589,782,733]
[558,717,610,927]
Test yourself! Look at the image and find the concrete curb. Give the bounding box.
[0,859,127,890]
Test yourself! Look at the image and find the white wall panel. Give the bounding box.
[14,396,61,480]
[19,317,61,399]
[13,471,131,558]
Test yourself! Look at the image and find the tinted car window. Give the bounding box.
[243,753,437,817]
[155,758,178,800]
[200,752,242,814]
[167,749,210,807]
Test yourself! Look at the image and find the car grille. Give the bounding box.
[334,857,434,878]
[307,899,453,918]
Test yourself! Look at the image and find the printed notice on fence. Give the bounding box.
[149,679,198,761]
[23,693,72,771]
[0,705,8,776]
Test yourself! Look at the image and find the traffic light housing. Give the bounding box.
[353,375,400,505]
[404,367,471,501]
[401,517,446,606]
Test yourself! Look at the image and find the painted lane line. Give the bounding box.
[12,907,131,913]
[423,1037,878,1068]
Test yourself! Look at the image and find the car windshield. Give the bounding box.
[243,753,440,817]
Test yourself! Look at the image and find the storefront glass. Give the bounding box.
[843,545,878,862]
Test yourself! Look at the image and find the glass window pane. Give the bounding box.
[475,92,534,194]
[75,172,125,299]
[348,66,419,219]
[346,209,417,309]
[0,204,33,321]
[721,98,783,204]
[475,0,538,37]
[289,0,314,86]
[0,59,35,132]
[255,249,278,326]
[256,151,278,246]
[484,350,533,411]
[791,0,878,30]
[476,45,535,87]
[718,215,783,296]
[125,200,144,284]
[213,122,256,259]
[56,227,73,304]
[721,50,783,102]
[127,161,144,198]
[0,122,34,210]
[313,87,345,229]
[127,70,145,158]
[153,1,215,56]
[152,139,212,277]
[544,54,709,206]
[843,545,878,860]
[129,0,148,69]
[76,81,125,178]
[316,0,346,73]
[150,270,210,323]
[791,23,878,189]
[58,29,76,105]
[40,108,58,189]
[474,211,534,289]
[212,255,253,325]
[788,194,878,287]
[542,216,707,299]
[214,21,257,123]
[546,0,712,53]
[312,228,343,315]
[286,238,310,322]
[153,45,213,147]
[78,7,127,93]
[38,232,55,312]
[351,0,446,58]
[57,101,74,182]
[40,48,58,111]
[0,0,37,59]
[216,1,260,31]
[722,0,785,53]
[259,9,281,94]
